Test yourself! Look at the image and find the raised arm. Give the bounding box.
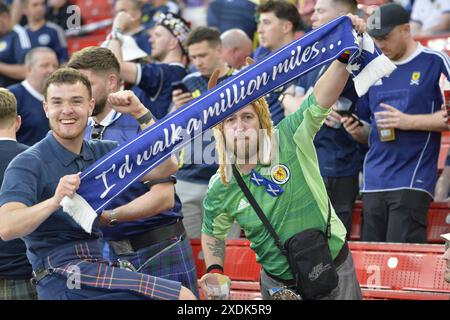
[314,14,366,108]
[107,90,179,181]
[107,12,140,84]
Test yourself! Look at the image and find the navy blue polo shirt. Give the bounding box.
[0,25,31,88]
[84,111,183,241]
[0,139,31,279]
[357,44,450,197]
[8,80,50,146]
[0,133,118,269]
[133,62,187,119]
[25,22,68,63]
[297,64,362,177]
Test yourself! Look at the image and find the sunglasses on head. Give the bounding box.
[90,123,106,140]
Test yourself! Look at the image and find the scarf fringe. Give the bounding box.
[352,54,395,97]
[60,194,97,234]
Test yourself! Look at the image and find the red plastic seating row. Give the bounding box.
[191,239,450,300]
[350,241,450,300]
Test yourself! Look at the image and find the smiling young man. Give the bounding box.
[200,15,365,301]
[0,67,196,300]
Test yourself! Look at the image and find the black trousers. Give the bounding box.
[323,176,359,236]
[361,189,432,243]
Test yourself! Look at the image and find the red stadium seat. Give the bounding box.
[191,239,261,281]
[67,34,106,56]
[191,239,450,300]
[438,144,450,173]
[427,202,450,243]
[73,0,113,24]
[350,200,363,241]
[350,241,450,300]
[415,34,450,55]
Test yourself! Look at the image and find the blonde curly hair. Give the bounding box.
[213,96,275,185]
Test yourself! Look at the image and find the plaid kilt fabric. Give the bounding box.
[111,235,199,298]
[36,241,182,300]
[0,278,37,300]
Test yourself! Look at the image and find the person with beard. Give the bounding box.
[67,47,199,298]
[0,67,197,300]
[108,11,190,120]
[8,47,58,146]
[200,14,365,301]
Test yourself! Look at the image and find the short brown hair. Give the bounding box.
[0,1,10,15]
[67,46,120,76]
[43,67,92,100]
[185,26,221,48]
[257,0,302,32]
[0,88,17,128]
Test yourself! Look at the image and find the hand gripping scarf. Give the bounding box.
[61,16,396,232]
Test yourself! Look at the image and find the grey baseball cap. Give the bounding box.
[367,3,410,38]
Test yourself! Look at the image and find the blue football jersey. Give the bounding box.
[25,22,68,63]
[357,44,450,197]
[0,25,30,87]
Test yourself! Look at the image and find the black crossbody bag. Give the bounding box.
[232,165,339,300]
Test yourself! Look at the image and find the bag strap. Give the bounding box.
[232,165,287,255]
[232,165,333,255]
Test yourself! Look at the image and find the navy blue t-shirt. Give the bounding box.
[0,140,31,280]
[357,45,450,197]
[133,62,187,119]
[0,25,31,88]
[25,22,68,63]
[8,81,49,146]
[297,64,362,177]
[0,133,118,269]
[84,112,183,241]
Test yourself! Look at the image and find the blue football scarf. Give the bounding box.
[61,16,396,233]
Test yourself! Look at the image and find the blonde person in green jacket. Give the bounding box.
[200,14,365,301]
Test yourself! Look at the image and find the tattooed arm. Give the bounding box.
[201,233,226,269]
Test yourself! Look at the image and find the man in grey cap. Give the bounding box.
[442,233,450,283]
[342,3,450,243]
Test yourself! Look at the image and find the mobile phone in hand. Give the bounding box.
[171,81,189,93]
[336,110,363,126]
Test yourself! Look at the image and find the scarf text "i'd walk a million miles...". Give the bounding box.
[61,16,396,233]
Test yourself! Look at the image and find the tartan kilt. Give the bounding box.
[111,235,199,298]
[36,240,182,300]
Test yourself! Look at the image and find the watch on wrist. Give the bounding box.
[107,210,119,227]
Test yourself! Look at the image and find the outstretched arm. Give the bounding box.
[314,14,366,109]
